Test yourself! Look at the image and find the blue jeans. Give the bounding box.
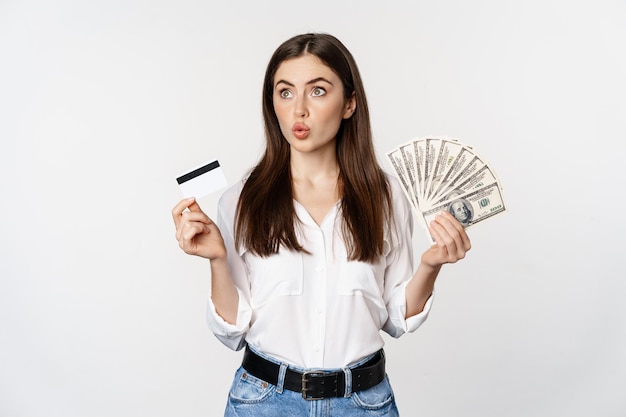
[224,347,400,417]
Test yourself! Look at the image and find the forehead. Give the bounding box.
[274,54,338,84]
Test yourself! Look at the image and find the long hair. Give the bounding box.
[235,33,392,262]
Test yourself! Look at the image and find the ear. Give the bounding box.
[342,93,357,119]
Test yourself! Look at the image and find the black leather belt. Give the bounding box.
[241,346,386,400]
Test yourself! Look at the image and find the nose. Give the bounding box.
[294,96,308,118]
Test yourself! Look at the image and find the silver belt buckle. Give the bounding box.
[301,370,325,400]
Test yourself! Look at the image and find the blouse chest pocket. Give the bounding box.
[336,260,386,307]
[244,251,304,308]
[334,236,390,306]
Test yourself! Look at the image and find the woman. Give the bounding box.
[172,33,471,416]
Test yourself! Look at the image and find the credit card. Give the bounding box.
[176,159,228,198]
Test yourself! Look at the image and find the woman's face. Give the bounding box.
[272,54,355,156]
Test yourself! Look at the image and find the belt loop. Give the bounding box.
[342,367,352,398]
[276,362,288,394]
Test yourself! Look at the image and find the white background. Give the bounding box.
[1,1,625,416]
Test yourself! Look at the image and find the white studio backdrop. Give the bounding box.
[1,1,625,416]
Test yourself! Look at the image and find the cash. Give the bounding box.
[386,137,506,242]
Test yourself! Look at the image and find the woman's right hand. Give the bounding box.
[171,197,227,260]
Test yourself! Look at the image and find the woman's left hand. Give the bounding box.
[421,210,472,268]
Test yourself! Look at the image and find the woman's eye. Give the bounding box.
[280,89,292,98]
[311,87,326,97]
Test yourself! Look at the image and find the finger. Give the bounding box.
[458,228,471,252]
[437,211,471,252]
[428,221,444,249]
[178,221,210,252]
[181,220,210,241]
[429,218,458,260]
[187,200,205,213]
[176,210,216,243]
[431,213,471,262]
[181,210,213,226]
[172,197,196,227]
[436,211,464,233]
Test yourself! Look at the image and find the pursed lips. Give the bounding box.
[292,123,310,139]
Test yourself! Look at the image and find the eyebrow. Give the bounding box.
[274,77,334,88]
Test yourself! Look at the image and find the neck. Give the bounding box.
[289,148,339,183]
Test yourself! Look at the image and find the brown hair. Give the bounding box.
[235,33,391,262]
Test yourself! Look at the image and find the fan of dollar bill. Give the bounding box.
[386,136,506,243]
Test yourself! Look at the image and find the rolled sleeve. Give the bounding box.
[383,284,434,337]
[382,175,434,338]
[206,181,252,351]
[206,286,251,351]
[404,292,434,331]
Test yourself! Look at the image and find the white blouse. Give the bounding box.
[207,174,433,369]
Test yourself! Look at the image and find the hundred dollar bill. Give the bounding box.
[431,152,488,203]
[430,164,500,207]
[399,140,423,210]
[427,138,464,202]
[386,148,420,211]
[429,146,475,200]
[422,138,441,202]
[412,138,427,204]
[421,182,506,241]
